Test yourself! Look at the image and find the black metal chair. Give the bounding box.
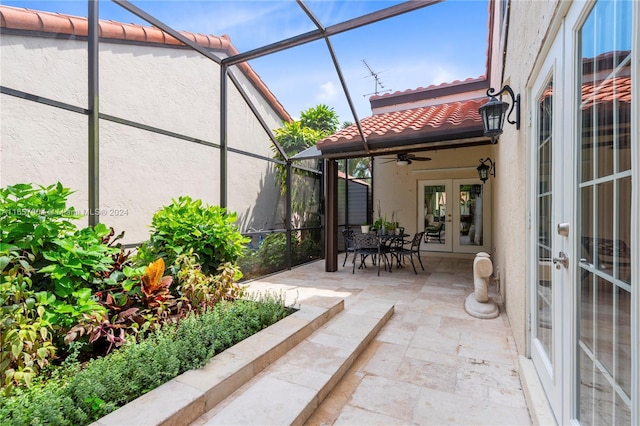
[341,228,356,267]
[396,231,425,274]
[352,233,391,276]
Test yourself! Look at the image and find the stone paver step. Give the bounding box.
[93,296,345,426]
[191,300,395,426]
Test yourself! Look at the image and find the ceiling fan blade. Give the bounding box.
[412,157,432,161]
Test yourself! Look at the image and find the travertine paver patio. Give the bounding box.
[237,255,532,425]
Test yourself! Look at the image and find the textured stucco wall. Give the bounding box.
[494,0,560,355]
[1,34,284,244]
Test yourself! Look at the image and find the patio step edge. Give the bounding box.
[195,300,395,426]
[92,297,345,426]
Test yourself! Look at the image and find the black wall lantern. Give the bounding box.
[478,85,520,143]
[477,157,495,183]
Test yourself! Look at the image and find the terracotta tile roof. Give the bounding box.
[370,76,487,101]
[581,76,631,109]
[0,5,291,122]
[317,98,485,153]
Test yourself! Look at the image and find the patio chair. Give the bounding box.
[396,231,425,274]
[425,222,444,243]
[352,233,391,276]
[341,228,356,267]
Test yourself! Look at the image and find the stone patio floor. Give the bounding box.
[240,254,532,425]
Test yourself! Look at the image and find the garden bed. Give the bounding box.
[0,183,298,425]
[0,295,296,425]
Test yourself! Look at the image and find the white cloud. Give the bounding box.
[316,81,339,102]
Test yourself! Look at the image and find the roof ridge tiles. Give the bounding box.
[371,75,487,100]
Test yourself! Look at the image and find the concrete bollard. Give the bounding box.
[465,252,499,319]
[473,252,492,303]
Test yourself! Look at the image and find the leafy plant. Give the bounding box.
[140,258,174,313]
[0,294,293,425]
[175,253,244,311]
[0,251,56,392]
[136,196,248,275]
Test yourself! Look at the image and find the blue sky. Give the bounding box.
[2,0,489,123]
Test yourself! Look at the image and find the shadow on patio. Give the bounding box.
[240,255,531,425]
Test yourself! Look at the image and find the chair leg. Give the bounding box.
[417,252,425,271]
[343,251,349,267]
[409,254,417,274]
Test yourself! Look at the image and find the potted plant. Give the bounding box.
[361,221,370,234]
[372,218,384,235]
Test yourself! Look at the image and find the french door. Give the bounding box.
[530,34,567,421]
[529,1,636,423]
[418,179,491,253]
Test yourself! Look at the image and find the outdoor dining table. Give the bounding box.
[352,232,409,275]
[378,233,410,268]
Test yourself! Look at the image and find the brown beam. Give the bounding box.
[324,159,338,272]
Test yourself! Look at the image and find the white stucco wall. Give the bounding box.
[0,95,90,228]
[1,33,285,244]
[493,0,560,355]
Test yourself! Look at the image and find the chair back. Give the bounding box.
[353,232,380,249]
[411,232,425,250]
[341,228,355,248]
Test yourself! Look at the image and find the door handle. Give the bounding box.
[552,251,569,269]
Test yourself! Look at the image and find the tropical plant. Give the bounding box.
[175,253,244,310]
[0,253,56,392]
[135,196,248,275]
[0,183,118,365]
[299,104,340,134]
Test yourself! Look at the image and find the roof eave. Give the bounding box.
[319,127,489,160]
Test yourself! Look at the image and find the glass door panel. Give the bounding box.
[419,181,451,252]
[536,77,554,362]
[453,180,490,253]
[576,1,633,423]
[530,60,563,420]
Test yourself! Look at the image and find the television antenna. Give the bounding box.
[362,59,392,97]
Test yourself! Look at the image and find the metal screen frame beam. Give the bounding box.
[88,0,99,227]
[113,0,223,64]
[223,0,442,66]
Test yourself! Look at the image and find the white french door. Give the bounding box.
[418,179,491,253]
[529,1,637,424]
[529,34,568,421]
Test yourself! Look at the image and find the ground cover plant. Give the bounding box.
[0,293,293,425]
[1,183,293,424]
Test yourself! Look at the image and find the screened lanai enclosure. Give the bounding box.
[1,0,469,279]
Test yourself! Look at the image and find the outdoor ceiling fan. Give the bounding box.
[381,153,432,166]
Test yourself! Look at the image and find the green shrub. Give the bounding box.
[0,183,116,388]
[136,196,249,275]
[175,253,244,310]
[0,294,292,425]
